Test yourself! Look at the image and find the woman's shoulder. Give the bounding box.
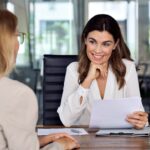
[1,77,35,97]
[66,61,79,78]
[122,59,137,78]
[0,77,37,112]
[67,61,78,71]
[122,59,135,68]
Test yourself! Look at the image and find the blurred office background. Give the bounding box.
[0,0,150,124]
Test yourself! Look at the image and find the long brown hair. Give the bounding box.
[0,9,17,76]
[78,14,133,89]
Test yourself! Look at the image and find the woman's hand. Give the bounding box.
[47,132,78,142]
[55,137,80,150]
[81,62,108,89]
[86,63,100,81]
[126,111,148,129]
[39,132,79,148]
[84,62,107,85]
[86,62,107,81]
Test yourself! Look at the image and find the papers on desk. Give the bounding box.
[37,128,88,136]
[96,126,150,137]
[89,97,143,129]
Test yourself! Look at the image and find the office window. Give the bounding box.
[30,1,78,68]
[7,1,30,66]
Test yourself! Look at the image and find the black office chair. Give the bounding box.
[137,63,150,116]
[10,67,39,93]
[43,54,77,125]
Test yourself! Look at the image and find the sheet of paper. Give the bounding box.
[96,126,150,137]
[37,128,88,136]
[89,97,143,128]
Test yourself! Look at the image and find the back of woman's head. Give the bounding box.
[0,9,17,76]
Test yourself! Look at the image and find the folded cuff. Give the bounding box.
[77,85,89,99]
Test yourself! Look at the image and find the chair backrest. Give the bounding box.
[43,54,77,125]
[137,63,150,114]
[10,67,39,93]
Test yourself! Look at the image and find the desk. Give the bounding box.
[37,126,150,150]
[72,128,150,150]
[74,133,150,150]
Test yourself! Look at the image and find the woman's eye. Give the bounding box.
[103,43,111,47]
[89,40,96,44]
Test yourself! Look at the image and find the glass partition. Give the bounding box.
[30,0,78,68]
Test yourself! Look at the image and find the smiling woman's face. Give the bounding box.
[85,30,118,65]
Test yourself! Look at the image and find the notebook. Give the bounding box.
[96,126,150,137]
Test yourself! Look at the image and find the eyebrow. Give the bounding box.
[87,37,97,43]
[88,37,113,43]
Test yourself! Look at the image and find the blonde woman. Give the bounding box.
[0,9,79,150]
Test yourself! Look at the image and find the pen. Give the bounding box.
[109,132,133,135]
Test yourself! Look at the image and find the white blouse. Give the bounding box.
[57,59,143,127]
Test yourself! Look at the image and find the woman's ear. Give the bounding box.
[113,39,119,50]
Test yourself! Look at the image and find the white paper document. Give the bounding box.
[89,97,143,129]
[96,126,150,137]
[37,128,88,136]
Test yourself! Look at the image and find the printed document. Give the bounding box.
[37,128,88,136]
[89,97,143,128]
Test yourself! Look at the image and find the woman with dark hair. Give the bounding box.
[58,14,148,129]
[0,9,79,150]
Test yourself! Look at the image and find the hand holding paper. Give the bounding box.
[89,97,144,128]
[126,111,148,129]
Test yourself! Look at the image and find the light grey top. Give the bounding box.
[0,77,63,150]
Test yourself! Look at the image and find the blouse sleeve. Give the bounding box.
[125,62,147,112]
[125,62,149,126]
[2,87,40,150]
[57,63,89,127]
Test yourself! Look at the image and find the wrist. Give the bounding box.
[81,77,93,89]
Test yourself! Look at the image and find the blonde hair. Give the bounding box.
[0,10,18,76]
